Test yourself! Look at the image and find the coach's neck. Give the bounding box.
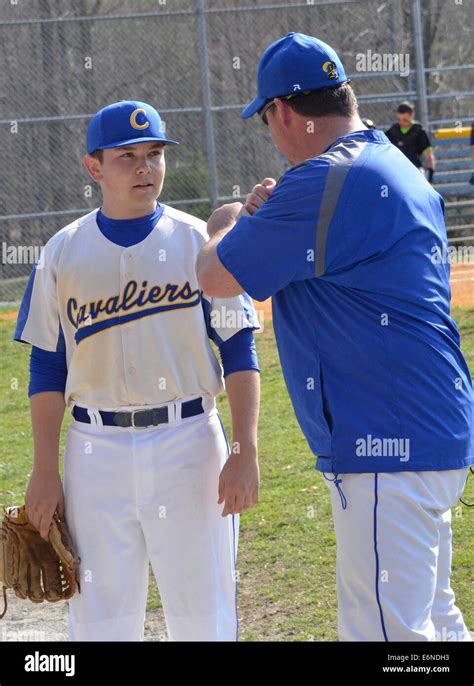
[268,106,367,166]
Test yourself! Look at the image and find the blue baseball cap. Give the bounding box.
[241,33,349,120]
[86,100,179,154]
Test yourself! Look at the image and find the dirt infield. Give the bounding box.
[450,264,474,308]
[0,310,17,321]
[1,267,472,324]
[0,587,168,641]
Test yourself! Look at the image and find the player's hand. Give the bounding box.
[207,202,243,238]
[218,445,260,516]
[240,177,277,217]
[25,468,65,540]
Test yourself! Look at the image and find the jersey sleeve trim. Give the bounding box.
[315,138,368,277]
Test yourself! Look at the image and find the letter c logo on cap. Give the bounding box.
[130,108,150,130]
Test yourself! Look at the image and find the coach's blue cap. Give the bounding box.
[86,100,179,154]
[241,32,349,119]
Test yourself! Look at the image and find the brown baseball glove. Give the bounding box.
[0,505,80,619]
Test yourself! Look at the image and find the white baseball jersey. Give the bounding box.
[15,205,259,409]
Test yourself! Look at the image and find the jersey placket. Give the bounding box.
[120,248,138,401]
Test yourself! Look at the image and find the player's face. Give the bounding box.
[100,141,166,215]
[397,112,413,128]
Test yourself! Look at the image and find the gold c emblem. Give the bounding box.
[130,108,150,130]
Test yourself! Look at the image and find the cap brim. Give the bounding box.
[97,136,180,150]
[240,96,267,120]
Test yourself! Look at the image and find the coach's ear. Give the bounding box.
[83,154,103,183]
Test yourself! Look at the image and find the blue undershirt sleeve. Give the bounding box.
[28,327,67,398]
[218,328,260,378]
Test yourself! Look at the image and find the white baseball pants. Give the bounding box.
[62,399,239,641]
[324,468,472,641]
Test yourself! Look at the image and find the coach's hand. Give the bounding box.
[240,177,276,217]
[206,178,276,238]
[218,444,259,516]
[26,468,65,540]
[207,202,243,238]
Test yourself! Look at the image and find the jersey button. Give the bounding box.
[128,366,136,375]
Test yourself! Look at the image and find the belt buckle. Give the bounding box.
[130,406,168,429]
[131,409,142,429]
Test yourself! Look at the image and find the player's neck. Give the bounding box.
[100,200,158,221]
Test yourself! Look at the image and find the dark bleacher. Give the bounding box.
[432,135,474,245]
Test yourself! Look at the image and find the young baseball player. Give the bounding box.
[13,100,261,641]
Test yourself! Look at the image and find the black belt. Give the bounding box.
[72,397,204,428]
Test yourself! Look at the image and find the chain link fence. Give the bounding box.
[1,0,473,302]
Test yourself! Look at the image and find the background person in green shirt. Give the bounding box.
[386,101,436,183]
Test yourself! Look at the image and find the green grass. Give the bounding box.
[1,306,473,640]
